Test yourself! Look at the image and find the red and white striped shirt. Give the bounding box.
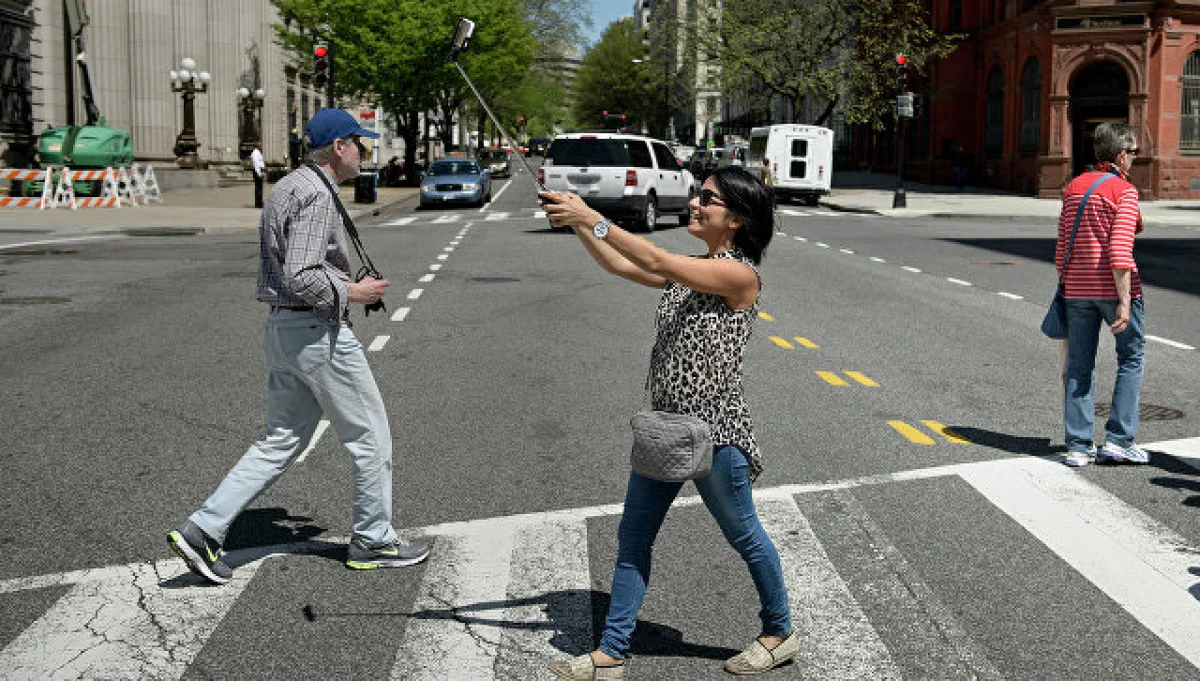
[1055,171,1142,300]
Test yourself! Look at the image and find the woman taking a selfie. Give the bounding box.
[541,166,797,680]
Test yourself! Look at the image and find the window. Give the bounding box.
[985,66,1004,157]
[1020,58,1042,155]
[627,140,654,168]
[790,139,809,157]
[652,142,679,169]
[1183,52,1200,151]
[789,161,807,178]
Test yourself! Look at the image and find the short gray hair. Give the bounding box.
[1093,122,1137,163]
[307,143,336,165]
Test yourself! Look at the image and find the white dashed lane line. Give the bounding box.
[776,224,1196,351]
[408,288,423,300]
[419,274,435,283]
[391,307,411,322]
[368,336,390,352]
[1147,335,1197,351]
[430,264,442,271]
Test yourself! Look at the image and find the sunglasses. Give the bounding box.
[1125,147,1139,156]
[698,188,726,207]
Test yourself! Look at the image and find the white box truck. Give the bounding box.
[746,125,833,206]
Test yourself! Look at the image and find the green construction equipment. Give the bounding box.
[21,0,132,198]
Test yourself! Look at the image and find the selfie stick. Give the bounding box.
[449,18,546,192]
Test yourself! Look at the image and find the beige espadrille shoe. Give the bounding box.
[547,652,626,680]
[723,631,799,675]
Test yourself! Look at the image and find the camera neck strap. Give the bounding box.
[305,163,381,278]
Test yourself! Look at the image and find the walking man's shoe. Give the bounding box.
[724,630,800,675]
[345,536,430,570]
[1063,447,1097,468]
[167,520,233,585]
[1098,441,1151,464]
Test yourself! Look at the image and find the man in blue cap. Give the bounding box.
[167,109,429,584]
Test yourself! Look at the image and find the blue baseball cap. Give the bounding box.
[305,108,380,148]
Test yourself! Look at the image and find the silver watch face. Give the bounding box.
[593,219,610,239]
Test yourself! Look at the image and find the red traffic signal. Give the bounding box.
[602,109,608,116]
[895,53,907,66]
[314,44,328,59]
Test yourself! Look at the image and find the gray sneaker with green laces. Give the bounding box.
[167,520,233,585]
[345,536,430,570]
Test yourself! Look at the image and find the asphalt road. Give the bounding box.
[1,167,1199,680]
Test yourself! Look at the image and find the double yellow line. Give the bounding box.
[759,309,971,446]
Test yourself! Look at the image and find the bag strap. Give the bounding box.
[1059,172,1114,287]
[305,163,382,279]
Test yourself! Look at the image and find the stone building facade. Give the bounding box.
[1,0,328,175]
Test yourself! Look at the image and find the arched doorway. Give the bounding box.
[1069,61,1129,176]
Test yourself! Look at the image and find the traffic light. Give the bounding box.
[314,43,329,87]
[895,53,908,92]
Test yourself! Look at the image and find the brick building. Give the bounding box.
[854,0,1200,199]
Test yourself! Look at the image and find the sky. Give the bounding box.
[584,0,634,47]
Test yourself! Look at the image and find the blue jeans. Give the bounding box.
[598,445,792,659]
[190,309,398,547]
[1063,297,1145,452]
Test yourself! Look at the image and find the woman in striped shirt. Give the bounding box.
[1056,122,1149,468]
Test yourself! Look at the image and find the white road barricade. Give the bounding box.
[132,164,162,203]
[0,167,54,209]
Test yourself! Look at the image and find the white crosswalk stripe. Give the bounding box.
[4,449,1200,678]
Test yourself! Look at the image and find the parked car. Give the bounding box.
[478,148,514,178]
[419,157,492,208]
[688,148,727,182]
[529,137,551,156]
[539,132,695,232]
[718,143,748,169]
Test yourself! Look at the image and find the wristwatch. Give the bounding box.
[592,218,613,240]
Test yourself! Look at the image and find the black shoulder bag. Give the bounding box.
[305,163,386,316]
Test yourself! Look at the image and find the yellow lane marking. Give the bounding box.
[921,420,971,444]
[758,311,776,322]
[815,371,849,386]
[769,336,794,349]
[888,420,936,445]
[843,371,879,387]
[794,336,819,349]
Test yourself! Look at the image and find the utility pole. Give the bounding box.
[893,53,912,209]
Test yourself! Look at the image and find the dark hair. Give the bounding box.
[711,166,774,263]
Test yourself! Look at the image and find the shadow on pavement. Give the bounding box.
[947,426,1064,456]
[224,507,329,551]
[943,237,1200,298]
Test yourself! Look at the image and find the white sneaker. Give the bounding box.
[1063,448,1097,467]
[1098,442,1150,464]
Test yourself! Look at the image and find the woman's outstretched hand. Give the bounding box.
[539,191,601,231]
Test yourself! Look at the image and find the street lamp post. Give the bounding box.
[170,57,211,168]
[237,86,266,159]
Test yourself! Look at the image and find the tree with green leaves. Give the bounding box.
[699,0,960,129]
[271,0,535,182]
[570,18,653,131]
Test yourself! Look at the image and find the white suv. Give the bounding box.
[539,132,695,232]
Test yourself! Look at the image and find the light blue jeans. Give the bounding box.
[190,308,398,547]
[598,445,792,659]
[1063,297,1145,452]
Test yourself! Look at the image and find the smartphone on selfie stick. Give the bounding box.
[449,18,556,209]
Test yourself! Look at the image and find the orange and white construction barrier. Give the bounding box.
[0,167,54,208]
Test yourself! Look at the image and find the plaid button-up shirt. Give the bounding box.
[256,165,351,320]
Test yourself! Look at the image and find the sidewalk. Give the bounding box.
[0,182,420,239]
[821,171,1200,228]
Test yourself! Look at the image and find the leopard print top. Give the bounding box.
[647,248,763,481]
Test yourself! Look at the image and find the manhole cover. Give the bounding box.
[2,248,78,256]
[0,296,71,305]
[468,276,519,283]
[1095,402,1184,421]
